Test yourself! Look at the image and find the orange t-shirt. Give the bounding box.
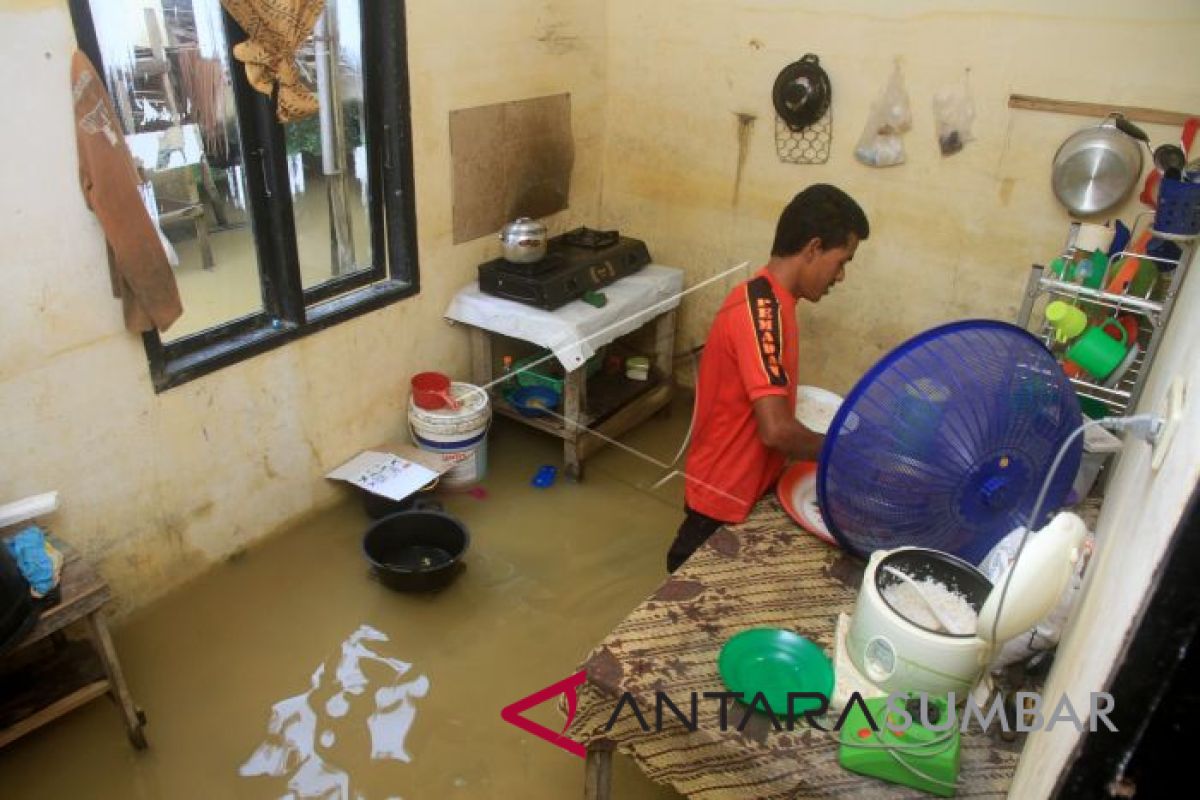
[684,268,799,522]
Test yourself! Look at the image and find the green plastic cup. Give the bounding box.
[1067,318,1129,380]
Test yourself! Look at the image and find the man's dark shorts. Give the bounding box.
[667,506,727,573]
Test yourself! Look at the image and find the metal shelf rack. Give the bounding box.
[1016,213,1196,419]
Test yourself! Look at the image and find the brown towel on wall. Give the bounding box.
[71,51,182,334]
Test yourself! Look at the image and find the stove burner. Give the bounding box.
[477,230,651,310]
[561,227,620,250]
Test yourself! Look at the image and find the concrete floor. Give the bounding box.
[0,397,693,799]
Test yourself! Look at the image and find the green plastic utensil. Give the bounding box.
[717,628,833,719]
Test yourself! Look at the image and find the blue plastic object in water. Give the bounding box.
[532,465,558,488]
[817,320,1083,564]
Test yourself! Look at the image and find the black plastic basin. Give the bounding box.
[362,510,470,592]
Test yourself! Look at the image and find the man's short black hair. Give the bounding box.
[770,184,870,257]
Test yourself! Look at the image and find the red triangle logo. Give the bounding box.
[500,670,588,758]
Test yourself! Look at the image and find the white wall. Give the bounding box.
[598,0,1200,392]
[0,0,608,614]
[3,4,1199,793]
[594,4,1200,795]
[1010,258,1200,795]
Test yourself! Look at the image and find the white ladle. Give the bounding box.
[882,565,961,634]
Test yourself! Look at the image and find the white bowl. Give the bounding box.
[795,385,843,434]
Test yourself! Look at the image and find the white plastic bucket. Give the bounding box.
[409,382,491,488]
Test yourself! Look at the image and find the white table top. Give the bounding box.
[445,264,684,371]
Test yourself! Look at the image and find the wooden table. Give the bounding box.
[469,309,677,481]
[0,538,146,749]
[567,497,1022,799]
[447,265,684,481]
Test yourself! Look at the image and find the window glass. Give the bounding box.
[284,0,375,292]
[91,0,263,341]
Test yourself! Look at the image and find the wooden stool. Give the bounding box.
[0,538,146,749]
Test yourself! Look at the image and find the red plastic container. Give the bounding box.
[411,372,453,410]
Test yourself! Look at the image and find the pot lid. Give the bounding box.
[976,512,1087,643]
[1051,113,1148,217]
[501,217,546,237]
[772,54,831,132]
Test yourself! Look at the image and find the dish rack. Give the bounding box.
[1016,212,1196,420]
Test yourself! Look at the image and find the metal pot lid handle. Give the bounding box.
[1108,112,1150,144]
[500,217,547,237]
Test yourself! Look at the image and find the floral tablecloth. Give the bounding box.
[567,496,1022,799]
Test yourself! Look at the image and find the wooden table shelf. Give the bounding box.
[0,538,147,750]
[470,310,678,481]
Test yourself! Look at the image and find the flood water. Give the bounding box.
[0,400,692,799]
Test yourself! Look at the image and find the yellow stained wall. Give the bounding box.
[4,0,1193,616]
[1,2,1199,794]
[597,6,1200,792]
[599,0,1200,392]
[0,0,607,615]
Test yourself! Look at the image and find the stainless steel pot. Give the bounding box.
[1052,113,1150,217]
[498,217,547,263]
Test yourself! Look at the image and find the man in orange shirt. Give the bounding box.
[669,185,869,572]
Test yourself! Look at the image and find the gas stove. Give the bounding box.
[477,227,651,310]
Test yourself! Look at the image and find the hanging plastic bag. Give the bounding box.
[932,68,976,156]
[854,59,912,168]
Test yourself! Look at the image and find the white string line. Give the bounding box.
[522,401,754,508]
[475,259,756,505]
[477,260,753,395]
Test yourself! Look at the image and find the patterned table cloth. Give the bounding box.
[567,496,1022,799]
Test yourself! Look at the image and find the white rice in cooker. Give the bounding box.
[882,577,978,635]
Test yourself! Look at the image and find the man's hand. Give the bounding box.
[752,394,826,461]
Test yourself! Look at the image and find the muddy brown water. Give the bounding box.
[0,405,692,798]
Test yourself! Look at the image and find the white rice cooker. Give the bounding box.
[847,513,1087,697]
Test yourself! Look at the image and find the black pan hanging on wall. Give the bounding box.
[773,54,831,131]
[772,54,832,164]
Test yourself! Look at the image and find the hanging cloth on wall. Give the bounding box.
[220,0,326,122]
[71,51,182,334]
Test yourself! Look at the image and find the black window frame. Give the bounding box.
[69,0,419,391]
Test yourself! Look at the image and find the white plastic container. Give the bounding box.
[409,382,491,488]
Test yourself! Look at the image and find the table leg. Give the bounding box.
[564,368,585,481]
[654,310,678,380]
[195,216,214,270]
[584,741,614,800]
[653,310,678,419]
[86,611,147,749]
[469,328,493,387]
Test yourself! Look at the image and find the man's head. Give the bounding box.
[770,184,869,302]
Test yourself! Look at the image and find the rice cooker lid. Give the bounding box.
[976,512,1087,643]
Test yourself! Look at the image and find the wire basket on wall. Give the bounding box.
[775,106,831,165]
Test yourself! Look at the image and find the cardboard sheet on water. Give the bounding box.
[326,441,450,502]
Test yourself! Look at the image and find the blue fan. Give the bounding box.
[817,320,1083,564]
